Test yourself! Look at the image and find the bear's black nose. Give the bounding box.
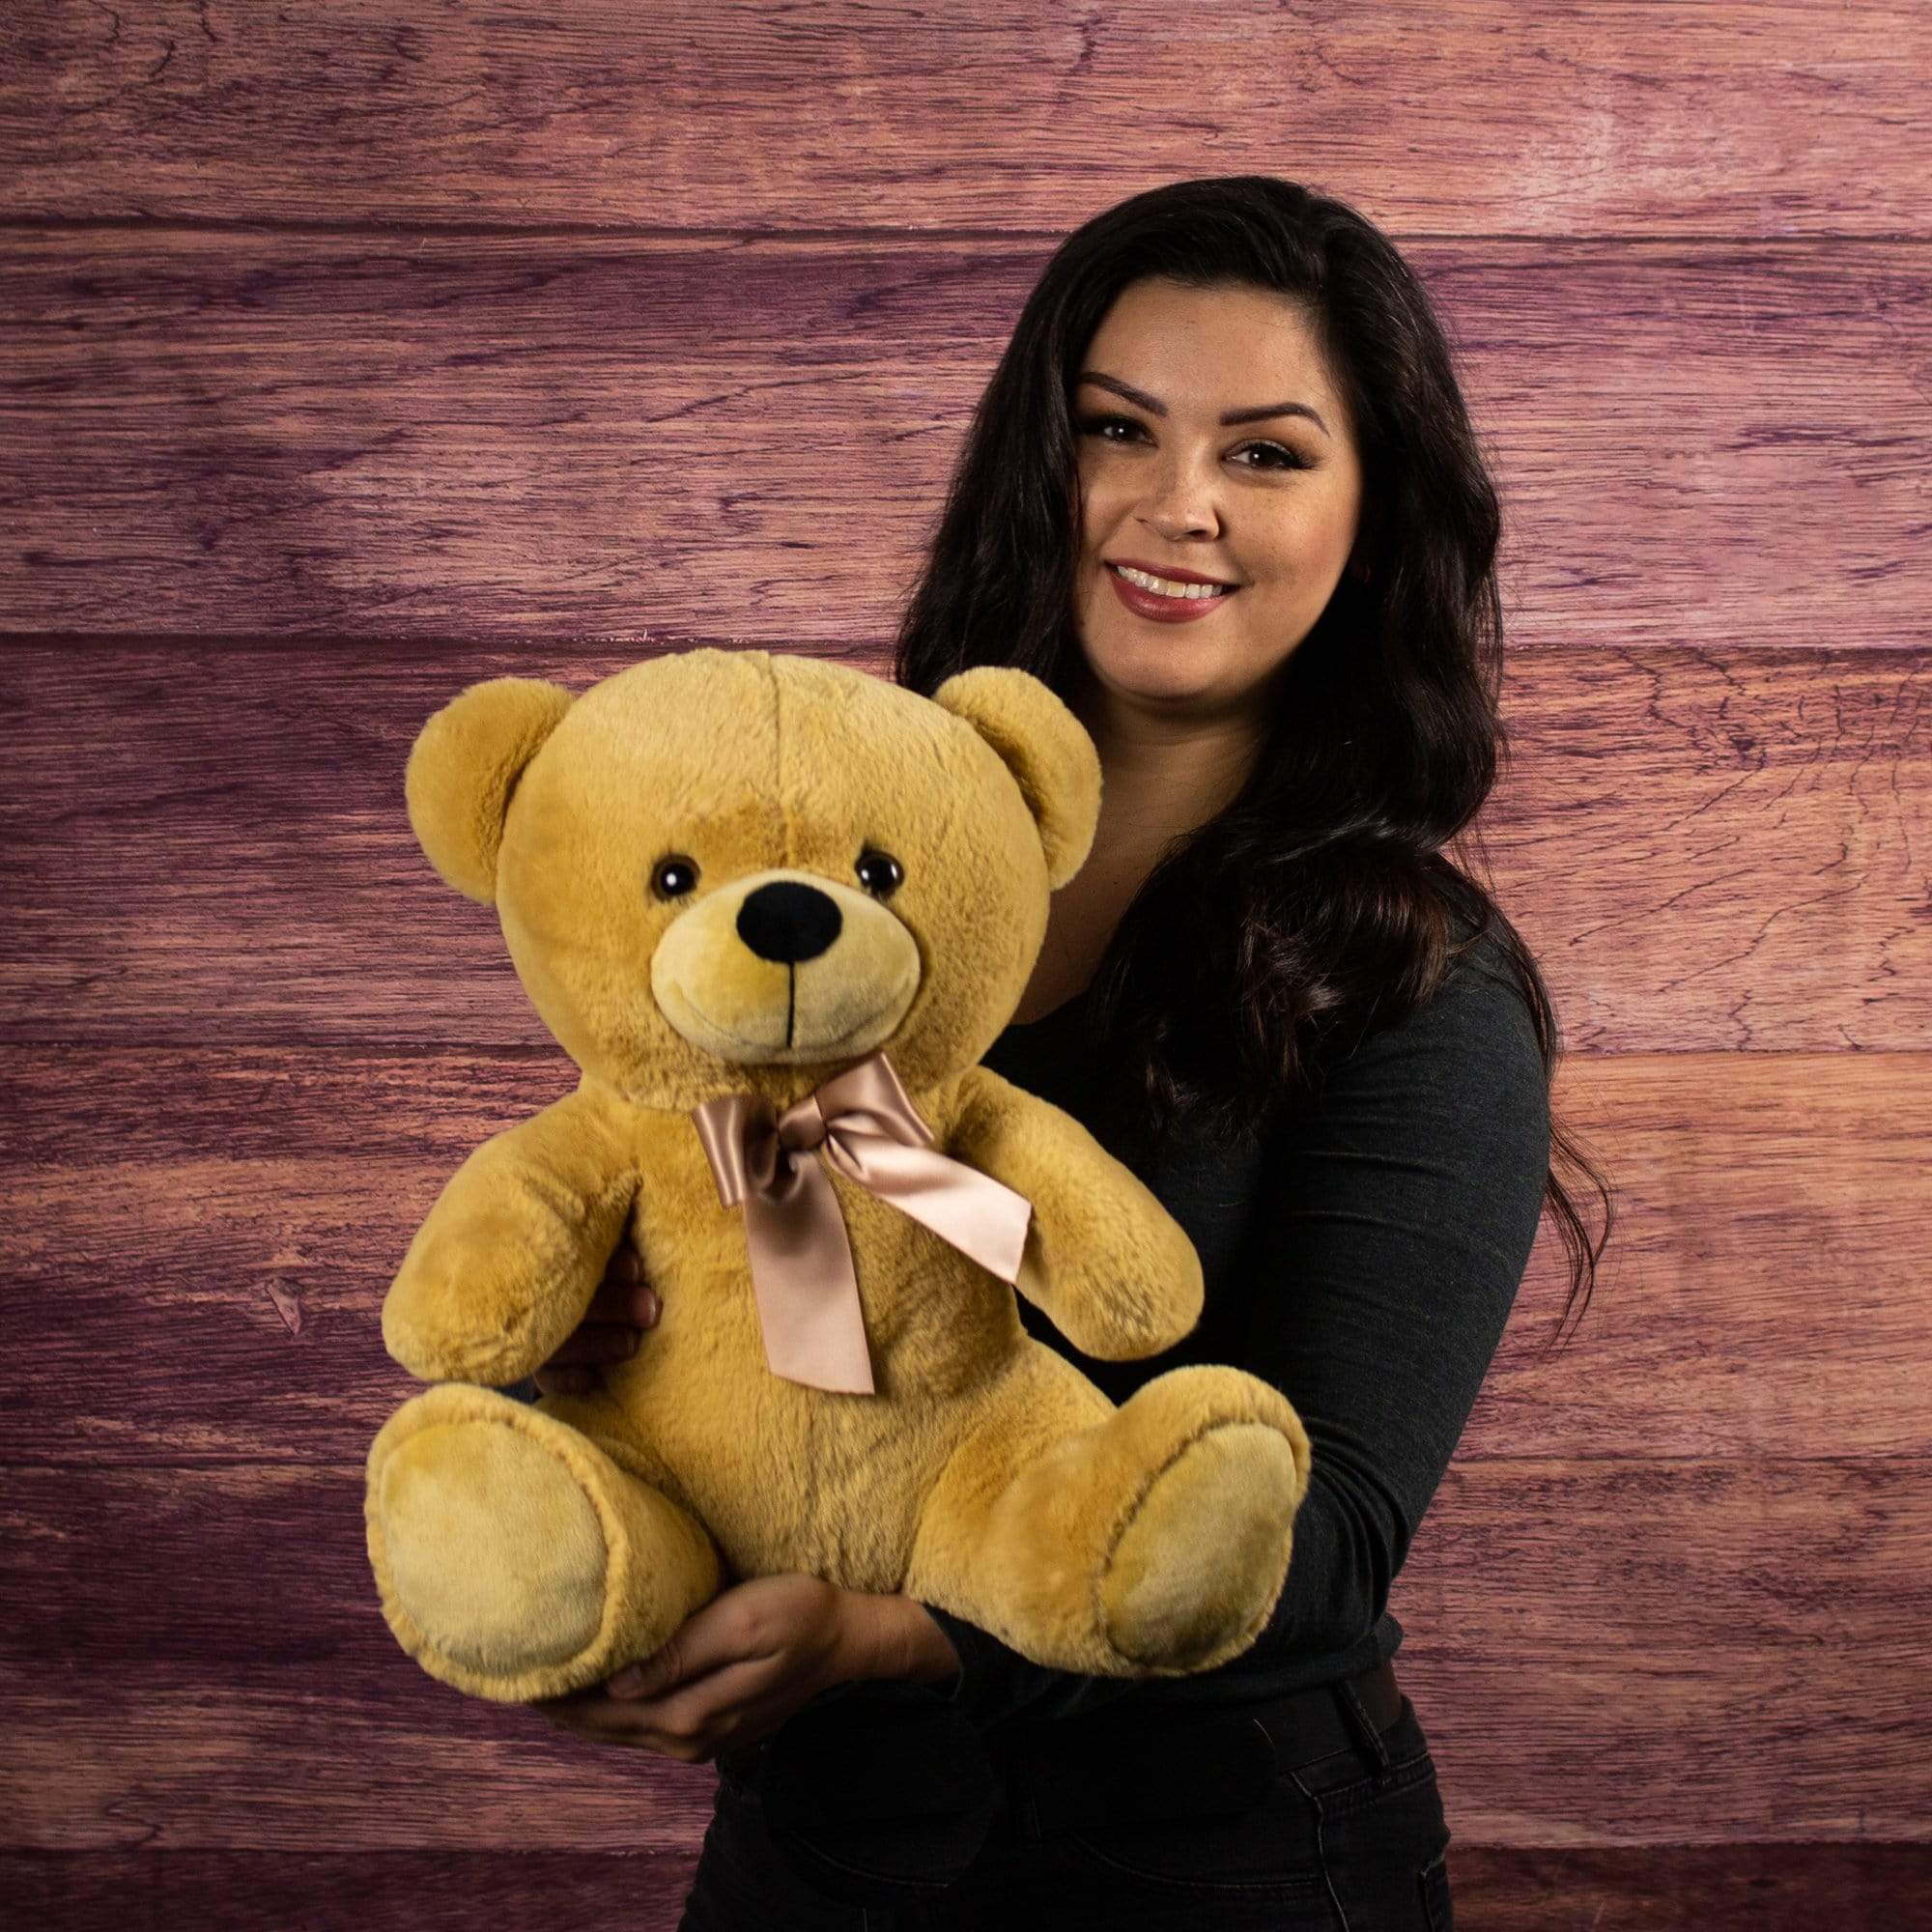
[736,881,842,966]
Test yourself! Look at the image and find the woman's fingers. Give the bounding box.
[530,1246,659,1397]
[602,1242,644,1286]
[586,1277,659,1325]
[532,1323,638,1396]
[544,1321,643,1367]
[590,1252,657,1326]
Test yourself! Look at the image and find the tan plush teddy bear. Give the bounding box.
[364,648,1311,1705]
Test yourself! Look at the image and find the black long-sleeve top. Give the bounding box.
[911,916,1551,1730]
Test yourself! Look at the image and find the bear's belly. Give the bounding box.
[601,1156,1029,1593]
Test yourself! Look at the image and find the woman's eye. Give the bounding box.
[856,849,904,897]
[1075,413,1306,470]
[1236,441,1307,471]
[650,855,699,899]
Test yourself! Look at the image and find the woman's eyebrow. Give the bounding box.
[1074,370,1330,438]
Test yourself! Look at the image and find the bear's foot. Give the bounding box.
[907,1356,1312,1678]
[1098,1420,1305,1668]
[365,1384,722,1703]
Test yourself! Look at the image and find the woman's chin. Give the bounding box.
[1085,641,1241,705]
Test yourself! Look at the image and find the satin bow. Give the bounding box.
[690,1050,1033,1394]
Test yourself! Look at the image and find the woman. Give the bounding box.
[519,175,1611,1928]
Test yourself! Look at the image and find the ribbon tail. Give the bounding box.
[829,1132,1033,1287]
[741,1160,877,1396]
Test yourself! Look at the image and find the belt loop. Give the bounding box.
[1334,1672,1393,1776]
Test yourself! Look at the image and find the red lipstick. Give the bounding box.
[1103,559,1240,625]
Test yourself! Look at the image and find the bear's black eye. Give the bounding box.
[650,854,700,899]
[856,848,904,898]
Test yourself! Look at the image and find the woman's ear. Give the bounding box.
[930,667,1100,891]
[404,676,577,904]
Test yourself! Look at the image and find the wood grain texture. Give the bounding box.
[0,1466,720,1852]
[1,1043,1927,1467]
[1,642,1925,1051]
[1444,1846,1932,1929]
[4,1,1927,235]
[6,0,1928,1916]
[7,1844,1923,1930]
[2,232,1927,642]
[0,1852,701,1931]
[1484,646,1931,1051]
[1397,1460,1932,1840]
[0,1457,1923,1847]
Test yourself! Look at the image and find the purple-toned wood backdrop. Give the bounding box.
[2,3,1927,1924]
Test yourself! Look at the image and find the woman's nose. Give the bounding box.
[1139,460,1219,536]
[1142,500,1218,540]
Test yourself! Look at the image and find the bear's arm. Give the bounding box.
[948,1063,1205,1360]
[381,1086,637,1387]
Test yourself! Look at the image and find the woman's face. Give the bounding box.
[1067,276,1365,723]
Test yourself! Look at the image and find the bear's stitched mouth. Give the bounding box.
[686,993,900,1059]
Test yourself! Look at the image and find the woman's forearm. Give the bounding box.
[846,1589,964,1685]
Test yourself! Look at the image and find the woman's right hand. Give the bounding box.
[532,1239,661,1397]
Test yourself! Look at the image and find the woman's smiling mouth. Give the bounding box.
[1105,559,1242,622]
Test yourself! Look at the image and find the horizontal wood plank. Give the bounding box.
[1,642,1924,1053]
[1,234,1926,642]
[1483,648,1930,1051]
[0,1851,700,1930]
[0,1470,719,1853]
[0,1460,1923,1847]
[1444,1845,1932,1930]
[6,3,1926,235]
[1,1044,1927,1464]
[1394,1459,1932,1842]
[3,1843,1929,1929]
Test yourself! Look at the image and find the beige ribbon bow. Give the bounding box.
[690,1050,1033,1395]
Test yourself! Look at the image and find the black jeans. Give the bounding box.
[677,1671,1455,1930]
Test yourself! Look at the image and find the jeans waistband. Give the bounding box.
[719,1659,1405,1791]
[982,1660,1406,1835]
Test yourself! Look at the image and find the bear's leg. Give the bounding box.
[365,1383,722,1703]
[903,1352,1311,1677]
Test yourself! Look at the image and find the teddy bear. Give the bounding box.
[363,647,1312,1705]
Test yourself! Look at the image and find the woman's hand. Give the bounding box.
[533,1237,659,1397]
[531,1573,895,1761]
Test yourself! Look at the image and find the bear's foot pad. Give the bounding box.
[1099,1422,1300,1668]
[374,1416,607,1675]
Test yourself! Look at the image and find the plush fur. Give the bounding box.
[364,648,1311,1704]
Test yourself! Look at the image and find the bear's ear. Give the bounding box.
[930,668,1100,891]
[404,676,578,905]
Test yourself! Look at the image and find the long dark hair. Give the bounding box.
[892,175,1611,1357]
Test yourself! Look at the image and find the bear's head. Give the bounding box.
[403,649,1101,1110]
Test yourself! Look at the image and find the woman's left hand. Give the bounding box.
[530,1573,883,1761]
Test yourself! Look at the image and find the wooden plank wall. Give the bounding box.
[3,3,1927,1924]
